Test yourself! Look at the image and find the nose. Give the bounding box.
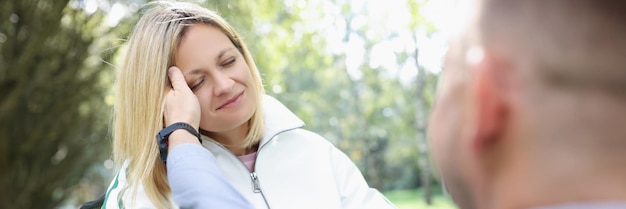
[212,71,234,96]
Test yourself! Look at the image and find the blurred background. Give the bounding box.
[0,0,466,208]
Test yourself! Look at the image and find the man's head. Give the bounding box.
[429,1,626,208]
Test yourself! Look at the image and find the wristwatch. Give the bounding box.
[156,122,202,163]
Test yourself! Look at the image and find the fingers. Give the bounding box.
[168,66,188,91]
[164,66,201,129]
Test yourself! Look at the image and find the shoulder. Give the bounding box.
[269,128,347,159]
[286,128,328,141]
[277,128,334,146]
[102,162,128,209]
[102,161,157,209]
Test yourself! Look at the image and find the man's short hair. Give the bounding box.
[479,0,626,97]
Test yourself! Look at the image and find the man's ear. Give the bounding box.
[468,48,508,152]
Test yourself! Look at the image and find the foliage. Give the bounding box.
[0,0,124,207]
[0,0,444,207]
[203,0,442,192]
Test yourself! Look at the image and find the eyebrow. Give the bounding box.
[186,47,236,75]
[217,47,236,61]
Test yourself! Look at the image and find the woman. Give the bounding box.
[103,1,395,209]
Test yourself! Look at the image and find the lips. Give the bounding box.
[216,92,243,110]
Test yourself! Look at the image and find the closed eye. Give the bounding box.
[221,57,236,67]
[189,77,205,91]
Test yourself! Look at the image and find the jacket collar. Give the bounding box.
[258,94,305,148]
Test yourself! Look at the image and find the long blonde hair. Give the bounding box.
[112,1,265,207]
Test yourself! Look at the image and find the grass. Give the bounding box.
[384,188,458,209]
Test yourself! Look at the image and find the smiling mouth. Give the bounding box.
[216,92,243,110]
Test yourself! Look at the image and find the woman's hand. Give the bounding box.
[164,66,202,147]
[164,66,201,128]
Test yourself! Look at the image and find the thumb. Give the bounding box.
[168,66,189,91]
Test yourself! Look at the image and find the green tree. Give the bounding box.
[0,0,123,207]
[406,0,440,203]
[205,0,441,195]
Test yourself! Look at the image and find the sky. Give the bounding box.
[325,0,469,85]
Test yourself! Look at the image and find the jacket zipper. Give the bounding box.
[207,142,273,209]
[251,172,262,193]
[204,126,301,209]
[250,171,272,208]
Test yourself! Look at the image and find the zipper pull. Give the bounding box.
[250,172,262,193]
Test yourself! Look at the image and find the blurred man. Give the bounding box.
[429,0,626,209]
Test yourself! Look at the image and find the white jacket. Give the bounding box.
[103,95,395,209]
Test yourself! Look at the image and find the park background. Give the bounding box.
[0,0,467,208]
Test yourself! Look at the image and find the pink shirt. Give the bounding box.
[237,152,257,172]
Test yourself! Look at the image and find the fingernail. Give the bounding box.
[168,67,175,74]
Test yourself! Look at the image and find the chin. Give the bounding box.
[201,117,247,133]
[202,109,255,133]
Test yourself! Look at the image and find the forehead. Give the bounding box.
[178,23,230,48]
[178,23,231,51]
[175,24,235,67]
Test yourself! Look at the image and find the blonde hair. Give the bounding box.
[112,1,265,207]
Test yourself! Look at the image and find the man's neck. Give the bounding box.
[489,157,626,209]
[529,202,626,209]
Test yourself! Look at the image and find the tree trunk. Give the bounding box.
[414,35,433,205]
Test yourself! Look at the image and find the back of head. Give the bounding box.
[432,1,626,208]
[479,0,626,156]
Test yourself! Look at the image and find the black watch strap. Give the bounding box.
[156,122,202,163]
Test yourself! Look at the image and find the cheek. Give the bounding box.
[430,89,468,179]
[430,99,456,160]
[430,111,468,205]
[232,63,253,84]
[195,91,212,116]
[429,108,446,164]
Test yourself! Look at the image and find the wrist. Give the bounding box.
[156,122,202,163]
[169,129,202,148]
[166,121,199,130]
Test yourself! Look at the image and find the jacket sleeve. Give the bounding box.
[166,143,254,209]
[330,147,397,209]
[101,144,253,209]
